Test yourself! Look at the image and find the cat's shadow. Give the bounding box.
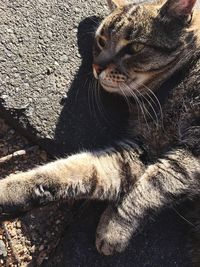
[53,16,128,157]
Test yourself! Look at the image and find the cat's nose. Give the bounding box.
[93,64,104,79]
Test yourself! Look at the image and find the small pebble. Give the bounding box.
[0,240,7,257]
[16,229,22,235]
[16,221,21,228]
[60,55,68,63]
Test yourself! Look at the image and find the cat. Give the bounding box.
[0,0,199,260]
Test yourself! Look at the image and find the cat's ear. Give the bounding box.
[160,0,197,17]
[107,0,128,11]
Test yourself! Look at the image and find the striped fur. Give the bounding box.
[0,0,200,260]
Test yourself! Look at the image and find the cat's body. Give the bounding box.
[0,0,200,264]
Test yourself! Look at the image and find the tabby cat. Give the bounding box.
[0,0,200,260]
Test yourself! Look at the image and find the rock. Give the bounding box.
[0,240,7,257]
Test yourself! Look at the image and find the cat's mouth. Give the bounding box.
[97,70,152,96]
[92,64,155,96]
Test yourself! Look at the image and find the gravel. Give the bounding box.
[0,118,72,266]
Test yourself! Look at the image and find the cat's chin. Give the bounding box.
[100,81,122,94]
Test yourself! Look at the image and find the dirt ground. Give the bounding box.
[0,118,73,266]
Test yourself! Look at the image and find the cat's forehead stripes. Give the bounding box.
[97,4,154,44]
[106,5,139,34]
[95,7,150,54]
[112,6,138,32]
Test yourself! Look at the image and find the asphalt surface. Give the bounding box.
[0,0,128,156]
[41,201,192,267]
[0,0,195,266]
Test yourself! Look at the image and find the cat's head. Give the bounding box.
[93,0,198,96]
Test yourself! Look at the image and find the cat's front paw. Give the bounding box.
[0,186,27,220]
[96,216,131,256]
[0,174,34,220]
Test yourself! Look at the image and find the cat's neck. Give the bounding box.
[156,59,194,106]
[150,48,200,113]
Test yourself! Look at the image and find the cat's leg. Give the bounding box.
[96,147,200,255]
[0,140,145,218]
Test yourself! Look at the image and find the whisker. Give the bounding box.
[120,84,141,126]
[95,80,109,124]
[90,78,113,127]
[75,74,91,104]
[87,17,100,26]
[88,80,127,134]
[96,80,121,129]
[172,207,196,228]
[79,31,96,36]
[123,84,151,131]
[91,78,100,121]
[121,65,164,129]
[87,79,94,117]
[134,86,160,128]
[119,84,133,113]
[133,79,164,130]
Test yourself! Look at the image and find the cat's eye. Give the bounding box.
[132,43,145,53]
[97,36,107,49]
[124,43,145,55]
